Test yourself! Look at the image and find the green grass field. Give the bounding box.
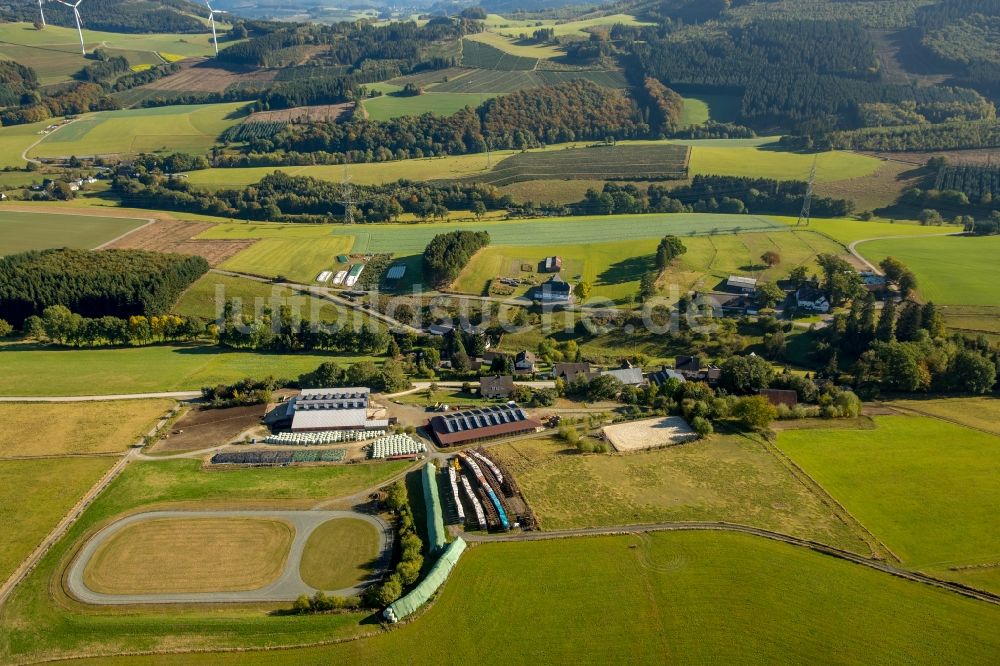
[0,457,411,664]
[361,92,488,121]
[858,235,999,307]
[688,144,882,182]
[0,457,116,585]
[0,23,219,85]
[777,416,1000,590]
[491,434,867,552]
[0,343,377,396]
[0,210,147,255]
[174,273,353,322]
[894,397,1000,436]
[472,144,690,186]
[216,235,355,284]
[0,120,51,168]
[788,216,954,244]
[464,30,563,58]
[679,93,741,126]
[485,12,654,38]
[43,530,1000,665]
[29,103,246,158]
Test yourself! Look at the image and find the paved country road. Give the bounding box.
[65,510,392,605]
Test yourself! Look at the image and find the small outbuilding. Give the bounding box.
[479,375,515,399]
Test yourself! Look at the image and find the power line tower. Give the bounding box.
[338,163,357,224]
[796,157,818,227]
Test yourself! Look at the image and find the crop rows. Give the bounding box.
[461,40,538,71]
[219,121,286,143]
[433,68,627,94]
[465,144,691,186]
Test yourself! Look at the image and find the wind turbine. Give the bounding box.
[204,0,227,56]
[54,0,85,55]
[37,0,47,28]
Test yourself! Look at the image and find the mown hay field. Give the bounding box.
[490,434,868,552]
[0,400,172,457]
[0,210,147,255]
[777,416,1000,591]
[83,517,294,594]
[298,518,381,590]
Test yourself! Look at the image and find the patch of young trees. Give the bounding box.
[0,249,208,328]
[422,230,490,288]
[201,377,279,408]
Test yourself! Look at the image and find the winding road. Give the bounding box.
[65,510,393,605]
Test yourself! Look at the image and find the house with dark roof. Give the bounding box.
[676,356,700,373]
[553,362,593,383]
[480,375,515,399]
[532,275,573,303]
[601,367,645,386]
[428,404,542,447]
[514,351,536,373]
[649,367,686,386]
[795,285,830,313]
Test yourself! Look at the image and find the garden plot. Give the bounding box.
[603,416,697,452]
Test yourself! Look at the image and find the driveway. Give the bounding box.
[66,510,392,605]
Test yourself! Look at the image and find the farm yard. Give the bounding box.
[0,210,148,255]
[28,103,247,158]
[489,435,869,552]
[777,416,1000,592]
[147,403,266,455]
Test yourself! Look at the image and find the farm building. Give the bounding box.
[480,375,515,399]
[427,323,455,337]
[515,351,536,373]
[795,286,830,313]
[758,388,798,408]
[385,264,407,280]
[727,275,758,293]
[860,271,887,291]
[649,367,686,386]
[532,275,573,303]
[429,404,542,447]
[553,362,594,383]
[267,388,389,432]
[543,256,562,273]
[602,367,645,386]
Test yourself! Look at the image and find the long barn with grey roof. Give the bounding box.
[267,388,389,432]
[429,404,542,447]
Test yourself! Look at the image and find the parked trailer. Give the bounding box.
[459,473,487,530]
[448,465,466,522]
[458,452,510,530]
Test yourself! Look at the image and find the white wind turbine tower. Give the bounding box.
[37,0,47,28]
[204,0,227,56]
[54,0,86,55]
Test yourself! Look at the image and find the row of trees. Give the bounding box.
[23,305,203,347]
[201,377,278,408]
[297,360,409,394]
[571,178,854,218]
[423,230,490,288]
[216,303,392,355]
[0,249,208,328]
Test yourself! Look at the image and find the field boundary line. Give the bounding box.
[93,218,156,250]
[880,401,1000,438]
[756,433,897,562]
[0,449,135,607]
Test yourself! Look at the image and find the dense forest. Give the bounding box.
[219,81,644,167]
[0,249,208,327]
[0,60,36,108]
[1,0,208,33]
[423,230,491,288]
[822,119,1000,151]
